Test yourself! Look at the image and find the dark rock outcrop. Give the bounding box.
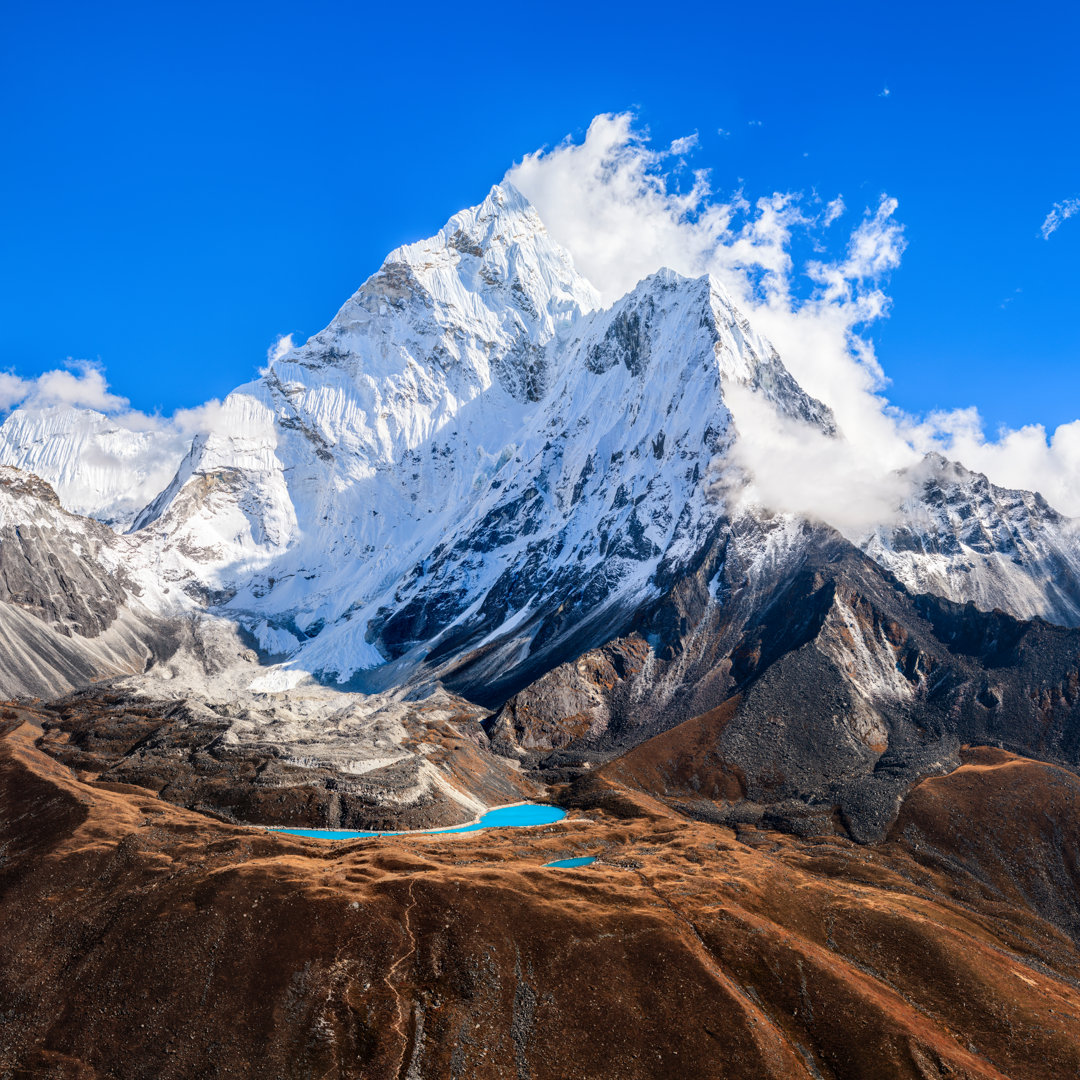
[495,524,1080,841]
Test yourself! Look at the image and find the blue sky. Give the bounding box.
[2,0,1077,433]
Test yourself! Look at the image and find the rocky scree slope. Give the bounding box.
[0,466,181,699]
[36,680,535,832]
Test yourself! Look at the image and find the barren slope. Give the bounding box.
[4,710,1080,1079]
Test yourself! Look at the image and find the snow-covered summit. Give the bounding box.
[6,182,1080,703]
[278,182,600,401]
[860,452,1080,625]
[119,185,839,692]
[0,404,189,528]
[129,186,608,595]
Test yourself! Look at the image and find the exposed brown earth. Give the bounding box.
[600,696,748,806]
[4,707,1080,1079]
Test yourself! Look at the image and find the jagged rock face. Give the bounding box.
[723,572,1080,841]
[0,467,174,698]
[862,452,1080,627]
[483,513,830,755]
[0,516,125,637]
[485,637,652,754]
[493,522,1080,841]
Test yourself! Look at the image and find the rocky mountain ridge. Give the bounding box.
[0,466,178,698]
[2,182,1080,843]
[3,186,1078,699]
[7,176,1080,1080]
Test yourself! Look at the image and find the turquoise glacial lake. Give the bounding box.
[544,856,597,868]
[271,802,566,840]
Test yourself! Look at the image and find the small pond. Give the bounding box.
[269,802,566,840]
[544,856,597,868]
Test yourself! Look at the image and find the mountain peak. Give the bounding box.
[381,182,544,270]
[272,184,601,391]
[11,180,1080,708]
[378,182,601,315]
[471,180,536,225]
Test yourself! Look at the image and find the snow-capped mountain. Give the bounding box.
[862,453,1080,627]
[4,182,1080,706]
[125,184,836,694]
[0,404,189,528]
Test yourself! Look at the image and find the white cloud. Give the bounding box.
[0,361,129,413]
[723,383,914,535]
[0,372,28,411]
[748,119,763,127]
[823,196,846,226]
[171,398,229,437]
[807,196,903,295]
[507,112,1080,530]
[717,127,730,138]
[1041,197,1080,239]
[669,133,699,155]
[507,114,729,305]
[999,287,1021,310]
[33,362,129,411]
[267,333,295,365]
[879,87,891,98]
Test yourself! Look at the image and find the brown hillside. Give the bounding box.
[2,709,1080,1078]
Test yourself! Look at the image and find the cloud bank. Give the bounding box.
[0,361,130,413]
[508,113,1080,525]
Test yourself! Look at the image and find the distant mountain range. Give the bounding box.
[7,181,1080,1080]
[3,182,1080,839]
[3,184,1079,698]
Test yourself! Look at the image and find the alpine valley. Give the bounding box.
[4,185,1080,1079]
